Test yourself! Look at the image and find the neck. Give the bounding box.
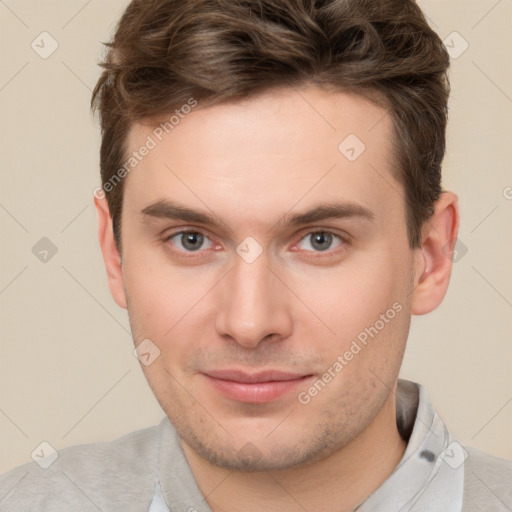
[182,393,407,512]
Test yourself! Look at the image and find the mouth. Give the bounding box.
[201,369,314,404]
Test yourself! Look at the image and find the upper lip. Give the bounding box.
[203,369,312,384]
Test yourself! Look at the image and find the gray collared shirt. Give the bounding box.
[1,379,511,511]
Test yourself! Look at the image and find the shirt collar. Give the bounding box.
[355,379,465,511]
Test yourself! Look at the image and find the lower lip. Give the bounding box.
[204,375,313,404]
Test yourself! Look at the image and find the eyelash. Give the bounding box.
[163,228,349,258]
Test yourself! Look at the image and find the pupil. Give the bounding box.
[183,233,203,251]
[312,232,331,251]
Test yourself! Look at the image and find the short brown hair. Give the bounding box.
[91,0,450,250]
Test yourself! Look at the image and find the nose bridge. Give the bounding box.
[216,248,292,347]
[232,254,273,311]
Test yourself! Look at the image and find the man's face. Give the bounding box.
[118,86,418,470]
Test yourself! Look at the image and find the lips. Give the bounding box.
[202,369,314,403]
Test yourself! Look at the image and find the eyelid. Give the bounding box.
[164,228,210,239]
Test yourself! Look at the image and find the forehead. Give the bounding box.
[122,86,402,232]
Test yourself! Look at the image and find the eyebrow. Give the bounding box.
[140,199,374,233]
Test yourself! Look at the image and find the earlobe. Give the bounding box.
[94,196,127,309]
[411,192,460,315]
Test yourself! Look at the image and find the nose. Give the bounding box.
[215,248,293,349]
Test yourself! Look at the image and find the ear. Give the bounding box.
[411,191,460,315]
[94,195,127,309]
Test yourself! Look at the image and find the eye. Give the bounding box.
[166,230,214,252]
[296,231,344,252]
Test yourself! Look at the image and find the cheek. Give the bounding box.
[293,244,412,346]
[291,254,412,408]
[122,249,183,339]
[122,249,219,363]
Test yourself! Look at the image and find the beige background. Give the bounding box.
[1,0,511,474]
